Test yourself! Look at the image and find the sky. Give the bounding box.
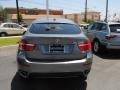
[0,0,120,19]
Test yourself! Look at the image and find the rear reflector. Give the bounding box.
[78,40,92,51]
[105,35,117,40]
[19,39,35,51]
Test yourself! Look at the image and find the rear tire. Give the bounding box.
[0,33,7,37]
[93,40,101,54]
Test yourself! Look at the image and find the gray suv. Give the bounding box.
[84,22,120,53]
[17,18,93,79]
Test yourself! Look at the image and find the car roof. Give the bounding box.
[93,21,120,25]
[80,24,89,26]
[108,22,120,25]
[32,18,76,25]
[1,22,18,25]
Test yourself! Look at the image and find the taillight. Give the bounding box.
[78,40,92,51]
[105,35,117,40]
[19,39,35,51]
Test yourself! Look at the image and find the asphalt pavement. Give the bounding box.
[0,46,120,90]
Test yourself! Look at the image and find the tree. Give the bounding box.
[82,19,95,23]
[0,6,8,22]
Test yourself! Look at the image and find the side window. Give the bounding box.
[100,24,107,31]
[90,23,99,30]
[91,23,106,31]
[3,24,9,28]
[88,23,94,30]
[5,24,13,28]
[13,24,20,28]
[96,23,102,31]
[10,24,14,28]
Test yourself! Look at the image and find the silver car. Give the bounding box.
[84,22,120,53]
[0,23,27,37]
[17,18,93,79]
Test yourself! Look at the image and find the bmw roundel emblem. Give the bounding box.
[55,39,60,43]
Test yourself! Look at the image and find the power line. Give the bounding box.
[20,0,81,12]
[0,0,83,13]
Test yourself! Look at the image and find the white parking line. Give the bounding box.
[0,45,18,49]
[0,36,22,39]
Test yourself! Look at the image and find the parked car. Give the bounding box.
[0,23,27,37]
[17,18,93,79]
[79,24,89,30]
[84,21,120,54]
[21,23,28,28]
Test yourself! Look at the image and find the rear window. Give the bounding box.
[29,23,81,34]
[109,24,120,33]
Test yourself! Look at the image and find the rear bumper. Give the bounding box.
[17,57,92,77]
[106,44,120,49]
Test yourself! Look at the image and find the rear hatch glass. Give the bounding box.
[109,24,120,33]
[29,23,81,34]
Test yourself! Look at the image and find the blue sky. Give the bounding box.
[0,0,119,19]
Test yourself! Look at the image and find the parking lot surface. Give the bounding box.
[0,46,120,90]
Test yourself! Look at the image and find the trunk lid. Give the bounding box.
[22,34,88,62]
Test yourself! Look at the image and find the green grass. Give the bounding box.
[0,37,21,47]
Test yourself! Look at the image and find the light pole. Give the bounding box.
[105,0,108,22]
[46,0,49,21]
[84,0,87,22]
[16,0,20,24]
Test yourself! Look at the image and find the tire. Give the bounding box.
[93,40,101,54]
[0,33,7,37]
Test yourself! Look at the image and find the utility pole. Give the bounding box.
[16,0,20,24]
[46,0,49,21]
[105,0,108,22]
[84,0,87,22]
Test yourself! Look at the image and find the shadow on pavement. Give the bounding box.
[11,73,87,90]
[96,51,120,60]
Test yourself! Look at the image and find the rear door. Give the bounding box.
[95,23,109,44]
[84,23,97,42]
[12,24,24,34]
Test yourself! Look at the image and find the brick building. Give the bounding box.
[5,7,64,25]
[64,11,101,24]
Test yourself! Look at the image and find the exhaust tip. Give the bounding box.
[84,70,90,76]
[18,70,29,78]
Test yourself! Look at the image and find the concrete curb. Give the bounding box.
[0,45,18,49]
[0,36,22,39]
